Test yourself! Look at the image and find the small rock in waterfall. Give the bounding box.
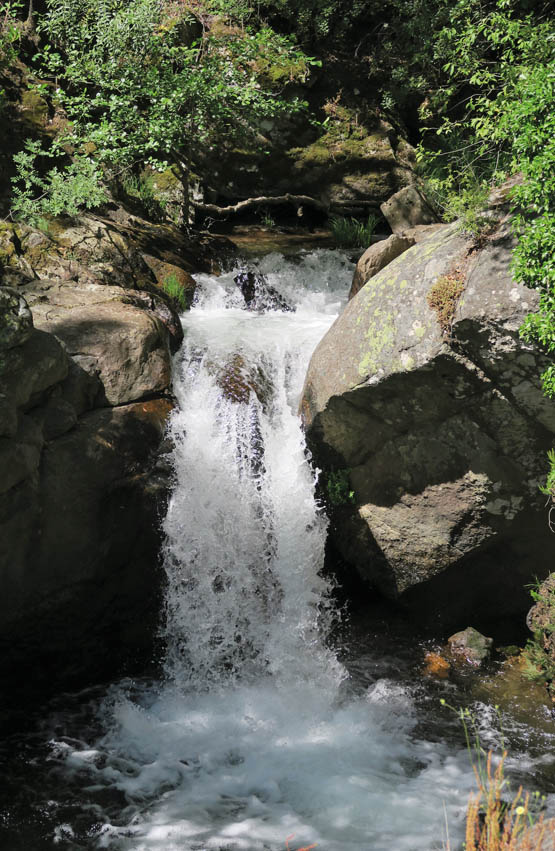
[233,270,294,313]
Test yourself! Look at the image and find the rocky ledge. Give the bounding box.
[0,210,230,690]
[302,216,555,637]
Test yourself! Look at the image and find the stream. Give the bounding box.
[2,245,555,850]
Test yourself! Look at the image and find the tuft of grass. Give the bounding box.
[440,701,551,851]
[427,271,465,334]
[162,271,187,310]
[329,213,379,248]
[462,752,549,851]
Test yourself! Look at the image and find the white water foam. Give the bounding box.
[54,250,479,850]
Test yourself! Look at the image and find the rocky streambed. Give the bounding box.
[1,204,555,850]
[1,227,555,850]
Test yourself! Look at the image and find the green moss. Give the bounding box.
[414,324,426,339]
[151,165,181,192]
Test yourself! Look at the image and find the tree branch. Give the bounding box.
[192,194,381,218]
[192,193,327,217]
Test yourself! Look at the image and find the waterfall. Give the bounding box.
[52,250,478,851]
[161,252,346,694]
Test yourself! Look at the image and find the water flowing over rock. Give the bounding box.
[302,218,555,634]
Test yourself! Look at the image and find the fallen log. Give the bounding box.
[192,193,327,218]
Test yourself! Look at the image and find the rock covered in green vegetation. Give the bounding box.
[302,217,555,633]
[211,116,416,215]
[524,574,555,697]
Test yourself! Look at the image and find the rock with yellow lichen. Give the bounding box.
[301,216,555,633]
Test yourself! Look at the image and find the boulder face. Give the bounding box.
[0,212,213,690]
[380,185,439,233]
[302,219,555,635]
[349,234,416,299]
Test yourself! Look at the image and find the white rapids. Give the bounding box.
[57,249,481,850]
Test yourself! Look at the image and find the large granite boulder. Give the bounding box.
[0,220,188,688]
[21,279,173,406]
[302,219,555,634]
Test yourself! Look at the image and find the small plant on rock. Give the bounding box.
[523,574,555,697]
[162,272,187,310]
[325,468,355,507]
[427,272,465,335]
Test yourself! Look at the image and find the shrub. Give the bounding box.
[523,574,555,696]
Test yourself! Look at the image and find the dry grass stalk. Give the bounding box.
[463,751,550,850]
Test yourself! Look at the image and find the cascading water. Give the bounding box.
[13,248,553,851]
[74,249,477,851]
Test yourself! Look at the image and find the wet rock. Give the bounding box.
[380,185,439,233]
[0,399,172,688]
[28,395,78,440]
[214,353,271,406]
[0,287,33,350]
[447,627,493,666]
[349,234,415,299]
[234,270,293,312]
[302,218,555,631]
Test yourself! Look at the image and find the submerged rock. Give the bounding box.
[302,216,555,632]
[213,353,271,407]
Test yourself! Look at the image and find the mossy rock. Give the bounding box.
[20,89,49,131]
